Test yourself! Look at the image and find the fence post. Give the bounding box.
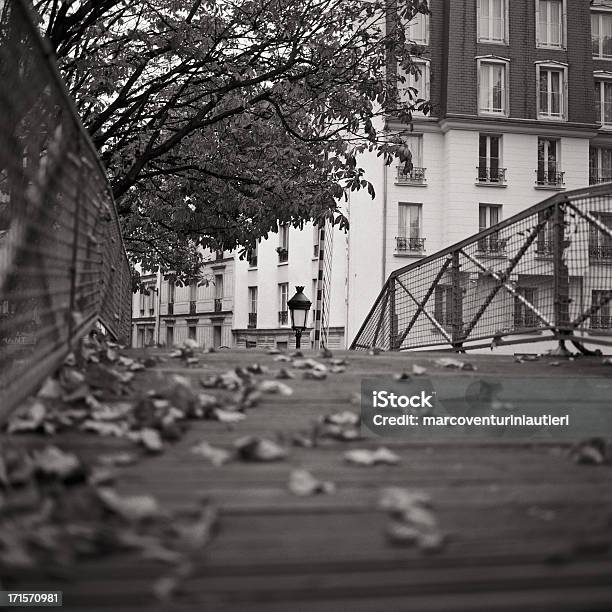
[552,201,571,354]
[451,251,463,350]
[389,277,397,350]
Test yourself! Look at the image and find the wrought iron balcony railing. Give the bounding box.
[476,166,507,184]
[215,250,224,261]
[396,166,426,185]
[396,236,426,253]
[477,236,507,255]
[277,247,289,263]
[536,239,554,256]
[214,298,223,312]
[278,310,288,325]
[248,313,257,328]
[589,244,612,260]
[535,169,565,187]
[189,300,196,314]
[590,315,612,329]
[590,174,612,185]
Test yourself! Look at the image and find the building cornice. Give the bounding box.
[386,115,600,139]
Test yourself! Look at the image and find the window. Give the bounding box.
[514,287,540,330]
[278,283,289,325]
[168,280,175,304]
[434,285,453,328]
[396,135,426,183]
[478,60,508,116]
[247,243,258,267]
[313,225,320,258]
[537,64,566,120]
[536,137,563,186]
[590,290,612,329]
[406,10,429,45]
[398,60,430,107]
[590,146,612,183]
[278,224,289,262]
[595,79,612,127]
[189,282,197,314]
[537,0,564,48]
[312,279,318,326]
[139,291,145,315]
[592,12,612,58]
[536,210,555,256]
[478,0,506,43]
[166,326,174,347]
[478,204,505,254]
[248,286,257,328]
[397,203,424,252]
[215,274,224,298]
[478,134,505,183]
[188,326,197,341]
[589,212,612,260]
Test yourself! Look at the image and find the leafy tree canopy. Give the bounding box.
[33,0,430,279]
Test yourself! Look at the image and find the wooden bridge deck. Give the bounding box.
[6,349,612,612]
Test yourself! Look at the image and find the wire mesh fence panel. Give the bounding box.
[351,185,612,352]
[0,0,131,417]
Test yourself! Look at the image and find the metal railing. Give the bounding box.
[396,236,426,252]
[351,184,612,353]
[477,166,507,184]
[278,310,288,325]
[536,168,565,187]
[214,298,223,312]
[0,0,131,415]
[396,166,426,185]
[248,313,257,328]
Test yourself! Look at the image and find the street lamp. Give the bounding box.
[287,286,312,350]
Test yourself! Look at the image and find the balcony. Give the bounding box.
[477,236,507,256]
[189,300,196,315]
[214,298,223,312]
[167,303,174,315]
[590,315,612,330]
[278,310,288,325]
[535,239,554,257]
[476,166,507,185]
[396,236,426,253]
[277,247,289,263]
[535,168,564,188]
[396,166,426,185]
[589,244,612,261]
[590,174,612,185]
[248,313,257,328]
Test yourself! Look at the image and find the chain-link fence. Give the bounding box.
[0,0,131,416]
[351,184,612,353]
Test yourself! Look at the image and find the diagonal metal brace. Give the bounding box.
[461,249,553,329]
[395,276,454,345]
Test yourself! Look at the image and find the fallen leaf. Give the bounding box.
[140,428,164,453]
[97,488,160,521]
[275,368,295,379]
[191,442,231,466]
[235,437,287,461]
[412,364,427,376]
[288,469,335,496]
[258,380,293,395]
[344,447,400,466]
[303,370,327,380]
[571,438,608,465]
[34,447,83,481]
[214,409,246,424]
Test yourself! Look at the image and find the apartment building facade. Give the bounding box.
[347,0,612,345]
[232,222,347,350]
[131,249,235,348]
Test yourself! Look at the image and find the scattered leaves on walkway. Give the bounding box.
[412,364,427,376]
[258,380,293,396]
[344,447,400,466]
[303,370,327,380]
[288,469,335,496]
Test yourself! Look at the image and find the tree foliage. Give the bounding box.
[33,0,430,278]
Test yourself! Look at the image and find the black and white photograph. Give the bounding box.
[1,0,612,610]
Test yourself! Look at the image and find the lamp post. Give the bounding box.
[287,286,311,350]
